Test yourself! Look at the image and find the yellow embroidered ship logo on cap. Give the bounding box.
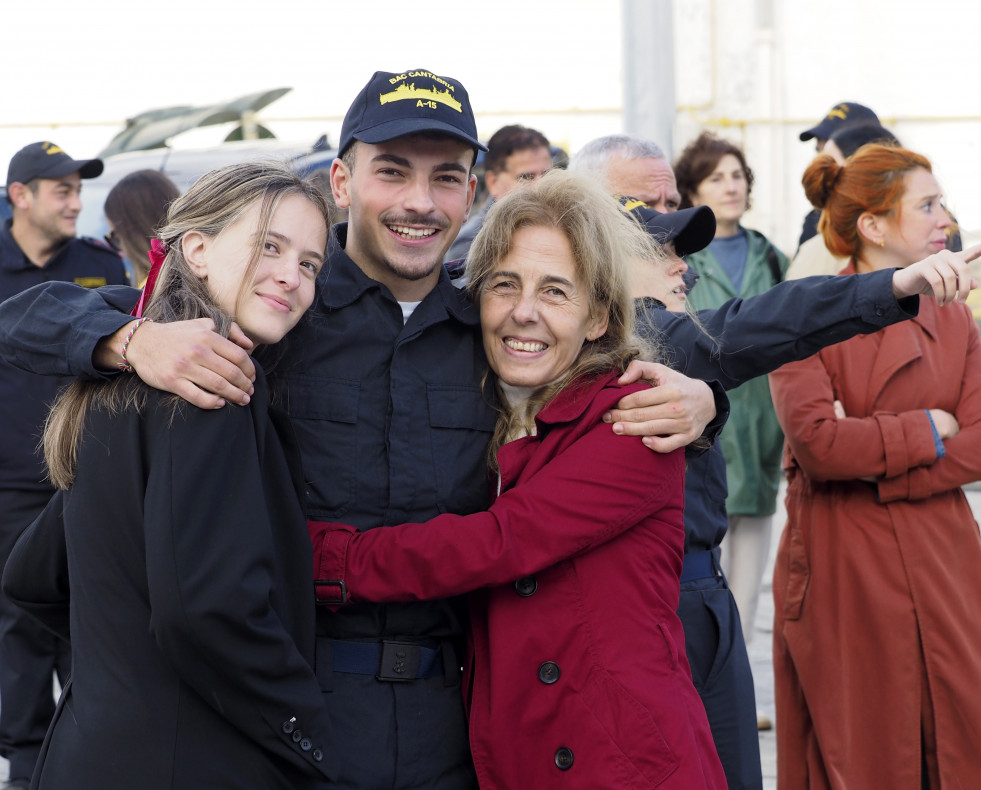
[379,82,462,113]
[42,142,66,156]
[618,196,647,212]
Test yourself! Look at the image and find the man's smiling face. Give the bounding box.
[331,134,477,300]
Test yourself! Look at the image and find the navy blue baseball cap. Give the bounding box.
[800,102,879,142]
[7,141,103,188]
[339,69,487,156]
[618,195,716,258]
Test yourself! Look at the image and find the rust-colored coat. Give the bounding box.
[768,275,981,790]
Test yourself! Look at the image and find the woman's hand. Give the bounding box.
[891,244,981,305]
[928,408,960,440]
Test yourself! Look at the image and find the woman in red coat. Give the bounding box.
[310,170,726,789]
[768,145,981,789]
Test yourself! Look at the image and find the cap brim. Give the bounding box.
[799,121,833,142]
[77,158,104,179]
[354,118,487,152]
[667,206,716,257]
[631,204,716,258]
[41,157,104,180]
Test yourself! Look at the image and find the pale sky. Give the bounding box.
[2,0,622,166]
[6,0,981,249]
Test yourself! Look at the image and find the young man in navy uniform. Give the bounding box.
[0,142,127,790]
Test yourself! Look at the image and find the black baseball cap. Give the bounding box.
[800,102,879,142]
[339,69,487,156]
[6,141,103,188]
[618,195,716,258]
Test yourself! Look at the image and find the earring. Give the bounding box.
[878,239,885,248]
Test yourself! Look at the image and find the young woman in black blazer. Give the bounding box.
[3,162,336,789]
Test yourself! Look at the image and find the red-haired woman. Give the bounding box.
[768,144,981,788]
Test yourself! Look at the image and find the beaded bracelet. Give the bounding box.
[118,317,153,373]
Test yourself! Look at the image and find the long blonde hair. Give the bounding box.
[43,161,331,489]
[465,169,664,466]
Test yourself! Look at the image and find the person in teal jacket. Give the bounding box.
[673,132,788,730]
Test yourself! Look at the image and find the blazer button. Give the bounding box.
[300,738,312,752]
[538,661,560,684]
[292,729,303,743]
[312,748,324,762]
[514,576,538,597]
[554,747,574,770]
[282,720,295,734]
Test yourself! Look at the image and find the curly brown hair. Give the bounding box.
[673,131,754,211]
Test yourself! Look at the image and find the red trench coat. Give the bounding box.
[768,270,981,789]
[311,373,726,789]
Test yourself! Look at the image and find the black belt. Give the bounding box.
[681,548,722,583]
[326,638,447,682]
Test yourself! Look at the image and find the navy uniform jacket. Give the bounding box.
[278,225,497,636]
[0,220,126,491]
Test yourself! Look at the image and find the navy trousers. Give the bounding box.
[679,572,763,790]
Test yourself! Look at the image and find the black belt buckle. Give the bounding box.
[376,640,422,682]
[314,579,348,605]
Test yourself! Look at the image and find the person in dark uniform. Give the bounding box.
[0,142,127,790]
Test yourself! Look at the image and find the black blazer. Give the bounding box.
[3,371,332,789]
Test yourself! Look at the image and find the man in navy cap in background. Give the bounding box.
[0,141,126,789]
[797,101,880,249]
[443,123,552,265]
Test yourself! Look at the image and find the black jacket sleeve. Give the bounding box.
[649,268,917,390]
[0,282,139,379]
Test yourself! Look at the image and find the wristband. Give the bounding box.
[924,410,946,459]
[118,318,153,373]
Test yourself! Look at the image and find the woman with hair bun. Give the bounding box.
[786,123,903,280]
[769,144,981,789]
